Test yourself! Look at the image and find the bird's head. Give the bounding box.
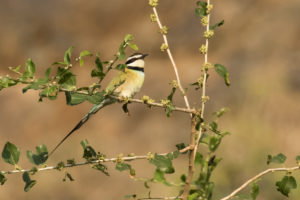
[126,53,148,70]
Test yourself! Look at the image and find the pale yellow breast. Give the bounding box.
[115,69,144,98]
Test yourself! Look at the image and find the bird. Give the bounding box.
[48,53,148,157]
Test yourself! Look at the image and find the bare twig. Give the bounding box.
[152,7,191,113]
[221,166,300,200]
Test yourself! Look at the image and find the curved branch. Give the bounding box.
[220,166,300,200]
[152,7,191,113]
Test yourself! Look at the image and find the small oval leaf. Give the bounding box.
[2,142,20,165]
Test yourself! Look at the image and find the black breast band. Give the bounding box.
[127,66,144,72]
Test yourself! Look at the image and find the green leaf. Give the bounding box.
[175,143,186,151]
[92,163,110,176]
[80,140,103,162]
[214,64,230,86]
[79,50,93,58]
[208,136,222,152]
[95,56,103,72]
[199,133,210,145]
[130,168,136,177]
[56,161,65,171]
[52,61,67,66]
[87,91,106,105]
[22,172,37,192]
[80,59,84,66]
[150,154,175,174]
[44,67,52,78]
[83,146,97,161]
[129,43,139,51]
[195,152,204,165]
[213,107,229,118]
[165,103,176,117]
[8,65,21,74]
[153,169,166,182]
[251,182,259,200]
[2,142,20,165]
[188,192,200,200]
[173,150,180,159]
[167,87,176,101]
[80,139,89,149]
[267,153,286,165]
[209,121,220,134]
[91,69,105,79]
[210,20,225,30]
[119,42,126,60]
[180,174,186,183]
[115,64,126,71]
[30,167,38,175]
[195,1,207,17]
[25,58,36,78]
[26,144,48,165]
[64,46,73,65]
[65,92,88,105]
[0,77,18,91]
[22,77,49,93]
[276,176,297,197]
[79,50,93,67]
[116,163,131,171]
[124,34,134,43]
[0,172,7,185]
[39,85,59,101]
[195,115,204,131]
[59,71,76,90]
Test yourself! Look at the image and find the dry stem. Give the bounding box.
[182,115,197,199]
[152,7,191,113]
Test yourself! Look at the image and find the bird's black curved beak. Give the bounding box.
[142,54,149,59]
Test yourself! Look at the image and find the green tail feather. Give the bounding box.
[48,98,114,157]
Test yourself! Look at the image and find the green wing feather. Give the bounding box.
[105,71,127,93]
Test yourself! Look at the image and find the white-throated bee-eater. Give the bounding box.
[49,53,148,156]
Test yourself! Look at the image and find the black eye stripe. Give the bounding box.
[125,57,140,65]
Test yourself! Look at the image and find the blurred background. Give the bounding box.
[0,0,300,199]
